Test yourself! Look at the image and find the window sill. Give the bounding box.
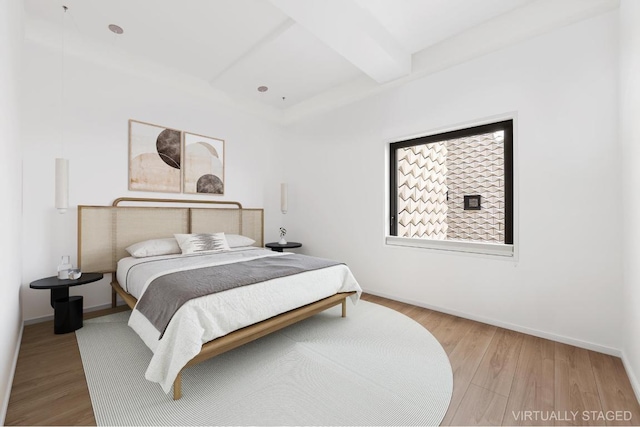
[385,236,514,257]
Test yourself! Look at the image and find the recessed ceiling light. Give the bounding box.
[108,24,124,35]
[257,86,268,92]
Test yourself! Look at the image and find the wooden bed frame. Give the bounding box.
[78,198,355,400]
[110,280,354,399]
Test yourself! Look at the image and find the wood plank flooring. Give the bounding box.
[6,306,129,426]
[5,295,640,426]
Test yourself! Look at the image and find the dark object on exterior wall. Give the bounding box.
[464,195,482,210]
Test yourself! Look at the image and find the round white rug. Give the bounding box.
[76,300,452,426]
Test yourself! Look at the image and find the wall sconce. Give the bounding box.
[281,183,288,214]
[55,158,68,213]
[55,6,69,214]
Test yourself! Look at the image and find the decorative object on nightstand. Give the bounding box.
[265,242,302,252]
[69,269,82,280]
[278,227,287,245]
[30,272,103,334]
[57,255,72,279]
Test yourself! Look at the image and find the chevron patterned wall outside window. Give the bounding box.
[446,132,504,242]
[390,120,513,246]
[397,142,448,239]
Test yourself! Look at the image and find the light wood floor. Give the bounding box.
[5,294,640,426]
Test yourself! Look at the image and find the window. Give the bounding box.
[388,120,514,256]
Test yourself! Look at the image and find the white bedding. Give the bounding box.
[117,248,362,393]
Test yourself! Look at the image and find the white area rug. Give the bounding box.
[76,301,452,426]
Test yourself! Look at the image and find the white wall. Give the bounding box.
[0,0,24,422]
[21,36,284,321]
[620,0,640,400]
[281,11,622,353]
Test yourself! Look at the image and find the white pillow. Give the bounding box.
[225,234,256,248]
[126,238,181,258]
[174,232,230,255]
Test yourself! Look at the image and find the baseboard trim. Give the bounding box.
[363,289,621,357]
[1,322,23,425]
[621,351,640,404]
[23,302,126,326]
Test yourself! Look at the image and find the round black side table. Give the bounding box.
[30,273,103,334]
[265,242,302,252]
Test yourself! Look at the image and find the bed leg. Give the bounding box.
[173,371,182,400]
[342,299,347,318]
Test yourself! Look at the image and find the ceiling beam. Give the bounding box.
[269,0,410,84]
[209,18,295,83]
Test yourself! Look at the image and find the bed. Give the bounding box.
[77,198,362,399]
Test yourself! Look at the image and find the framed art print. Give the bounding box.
[183,132,225,195]
[129,120,182,193]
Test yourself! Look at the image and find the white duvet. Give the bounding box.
[116,248,362,393]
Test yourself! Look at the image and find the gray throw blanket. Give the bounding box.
[136,254,342,338]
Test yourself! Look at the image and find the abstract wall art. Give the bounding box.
[129,120,182,193]
[183,132,225,195]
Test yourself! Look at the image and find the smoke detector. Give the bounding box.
[108,24,124,34]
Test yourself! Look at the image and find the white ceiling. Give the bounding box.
[23,0,619,123]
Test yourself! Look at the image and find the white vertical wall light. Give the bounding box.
[56,5,69,214]
[55,158,69,213]
[279,183,288,244]
[281,182,288,214]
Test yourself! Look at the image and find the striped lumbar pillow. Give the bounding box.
[174,232,230,255]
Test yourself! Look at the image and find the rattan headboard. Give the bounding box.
[78,198,264,273]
